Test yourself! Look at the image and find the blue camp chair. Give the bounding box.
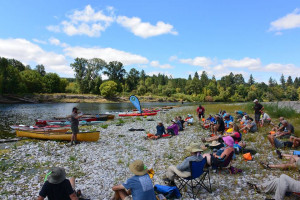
[175,158,212,199]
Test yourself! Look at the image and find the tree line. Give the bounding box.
[1,56,300,102]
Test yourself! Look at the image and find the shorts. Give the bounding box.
[249,127,257,133]
[254,113,260,122]
[198,113,205,118]
[263,119,271,124]
[71,126,79,134]
[124,196,132,200]
[274,138,284,149]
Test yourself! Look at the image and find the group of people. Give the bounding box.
[39,101,299,200]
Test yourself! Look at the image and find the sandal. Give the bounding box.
[247,182,261,193]
[259,161,270,169]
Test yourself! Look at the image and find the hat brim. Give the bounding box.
[190,148,203,152]
[209,142,221,147]
[48,171,66,184]
[129,163,148,176]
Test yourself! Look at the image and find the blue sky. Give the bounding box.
[0,0,300,82]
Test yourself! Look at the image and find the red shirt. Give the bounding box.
[197,106,205,114]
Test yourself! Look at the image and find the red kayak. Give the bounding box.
[119,112,157,117]
[35,117,98,125]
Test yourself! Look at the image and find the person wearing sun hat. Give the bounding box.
[37,167,78,200]
[112,160,156,200]
[203,136,234,168]
[163,143,203,186]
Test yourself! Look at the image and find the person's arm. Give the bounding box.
[260,106,264,113]
[69,193,79,200]
[176,158,189,171]
[37,196,44,200]
[112,184,126,191]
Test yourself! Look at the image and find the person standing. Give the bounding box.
[71,107,83,145]
[196,105,205,122]
[253,99,264,126]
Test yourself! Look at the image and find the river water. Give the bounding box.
[0,102,194,139]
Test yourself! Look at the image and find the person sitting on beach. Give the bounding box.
[112,160,156,200]
[240,114,249,125]
[163,143,203,186]
[211,114,225,135]
[224,114,234,128]
[273,120,294,139]
[225,124,242,144]
[202,136,234,170]
[167,120,179,136]
[240,118,257,133]
[176,116,184,131]
[221,110,227,119]
[267,135,299,149]
[259,111,271,127]
[270,117,285,132]
[184,114,194,125]
[235,110,247,120]
[156,122,166,137]
[196,105,205,122]
[202,114,216,129]
[260,151,300,170]
[247,174,300,200]
[37,167,78,200]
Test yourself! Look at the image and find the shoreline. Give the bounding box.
[1,105,298,199]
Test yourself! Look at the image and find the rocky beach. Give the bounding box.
[0,106,299,200]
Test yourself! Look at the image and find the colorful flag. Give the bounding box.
[129,95,142,113]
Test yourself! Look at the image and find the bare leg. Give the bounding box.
[267,135,275,148]
[268,163,297,170]
[202,153,212,165]
[113,189,130,200]
[205,136,220,142]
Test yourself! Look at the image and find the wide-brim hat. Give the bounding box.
[47,167,66,184]
[186,143,203,153]
[129,160,148,176]
[209,141,221,147]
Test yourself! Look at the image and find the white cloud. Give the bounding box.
[0,38,72,77]
[32,39,47,45]
[48,5,114,37]
[169,55,178,61]
[49,37,68,47]
[146,71,173,77]
[264,63,300,77]
[46,25,61,32]
[64,46,148,65]
[269,8,300,31]
[179,56,212,68]
[116,16,178,38]
[150,60,174,69]
[222,57,261,70]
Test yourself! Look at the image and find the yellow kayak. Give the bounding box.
[16,130,100,142]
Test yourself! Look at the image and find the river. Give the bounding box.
[0,102,194,139]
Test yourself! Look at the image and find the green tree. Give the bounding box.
[70,58,106,93]
[20,69,44,93]
[100,81,118,98]
[8,59,25,71]
[286,76,293,87]
[59,78,69,93]
[43,73,61,93]
[126,68,140,91]
[35,64,46,76]
[286,86,298,100]
[280,74,286,89]
[248,74,255,85]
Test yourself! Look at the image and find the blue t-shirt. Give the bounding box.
[123,174,156,200]
[224,119,233,128]
[156,125,166,136]
[206,117,215,123]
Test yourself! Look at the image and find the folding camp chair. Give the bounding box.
[175,158,212,199]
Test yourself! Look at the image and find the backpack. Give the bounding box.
[154,184,181,199]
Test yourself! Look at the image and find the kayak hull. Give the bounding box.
[16,130,100,142]
[119,112,157,117]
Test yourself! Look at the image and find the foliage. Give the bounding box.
[263,102,298,118]
[100,81,118,98]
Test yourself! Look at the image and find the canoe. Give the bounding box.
[53,114,115,121]
[36,117,102,125]
[16,130,100,142]
[10,125,70,132]
[119,112,157,117]
[47,120,104,126]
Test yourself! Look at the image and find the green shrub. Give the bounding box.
[263,102,298,118]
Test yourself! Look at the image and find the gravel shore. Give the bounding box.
[0,106,298,200]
